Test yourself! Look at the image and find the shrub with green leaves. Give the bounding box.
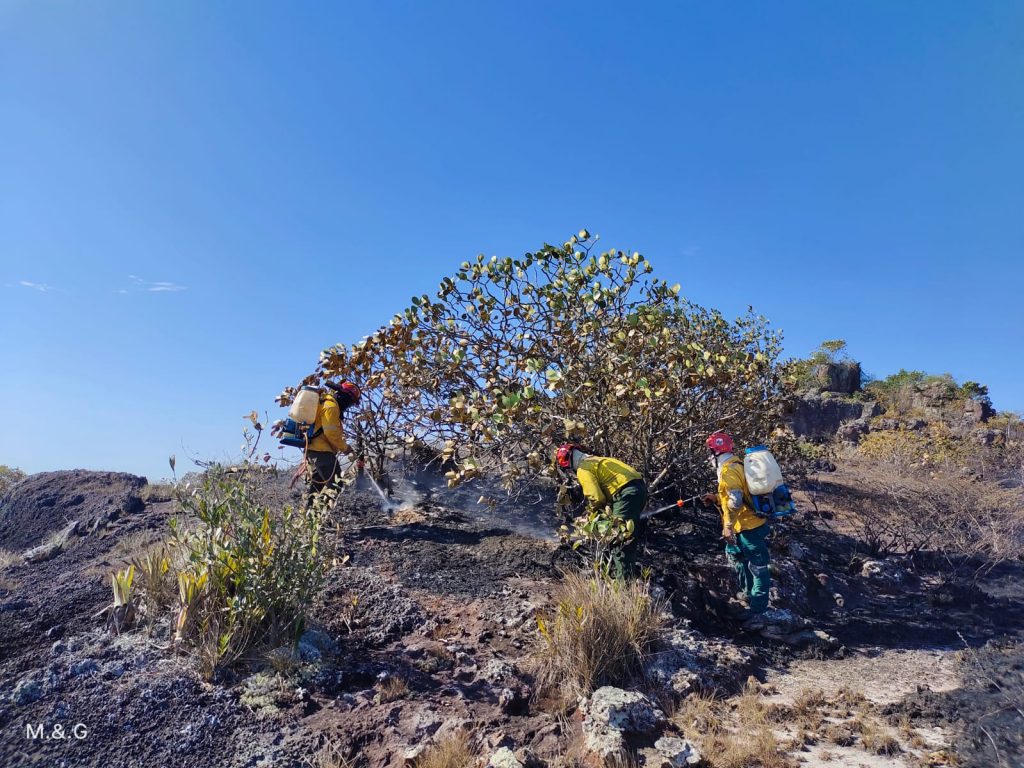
[167,468,329,677]
[279,231,792,505]
[560,504,636,578]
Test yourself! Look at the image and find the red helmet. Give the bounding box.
[327,380,361,406]
[555,443,580,469]
[339,381,361,404]
[706,431,734,455]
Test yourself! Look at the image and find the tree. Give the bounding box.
[277,232,792,502]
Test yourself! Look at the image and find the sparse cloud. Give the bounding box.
[121,275,189,294]
[14,280,64,293]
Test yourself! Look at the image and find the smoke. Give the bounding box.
[360,461,560,541]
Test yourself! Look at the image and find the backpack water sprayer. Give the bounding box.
[279,386,322,449]
[743,445,796,518]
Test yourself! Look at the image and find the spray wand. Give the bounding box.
[641,494,704,521]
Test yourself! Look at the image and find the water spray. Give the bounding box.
[366,473,395,509]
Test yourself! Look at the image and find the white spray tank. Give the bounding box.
[743,445,784,495]
[743,445,795,518]
[289,386,320,425]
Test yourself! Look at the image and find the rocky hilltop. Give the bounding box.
[1,454,1022,768]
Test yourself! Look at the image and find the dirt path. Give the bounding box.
[765,647,961,706]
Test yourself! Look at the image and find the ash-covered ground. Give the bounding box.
[0,465,1021,767]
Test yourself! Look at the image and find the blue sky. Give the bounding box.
[2,2,1022,481]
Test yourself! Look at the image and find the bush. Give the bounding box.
[857,426,966,472]
[534,569,668,702]
[838,464,1024,565]
[280,231,792,504]
[165,468,330,678]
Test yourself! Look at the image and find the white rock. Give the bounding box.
[581,687,666,764]
[653,736,702,767]
[489,747,524,768]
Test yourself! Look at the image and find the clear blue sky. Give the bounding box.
[2,2,1022,482]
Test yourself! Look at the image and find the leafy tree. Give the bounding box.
[958,380,992,408]
[813,339,848,363]
[278,232,792,503]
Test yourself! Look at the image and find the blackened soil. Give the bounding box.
[890,639,1024,768]
[0,471,146,550]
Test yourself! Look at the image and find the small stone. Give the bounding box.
[299,629,337,655]
[404,745,426,765]
[489,747,524,768]
[12,678,42,705]
[653,736,702,767]
[69,659,99,677]
[581,687,666,764]
[481,659,517,685]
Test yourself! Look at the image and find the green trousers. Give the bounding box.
[306,451,341,507]
[725,523,771,613]
[613,480,648,578]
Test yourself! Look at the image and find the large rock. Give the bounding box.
[911,380,957,419]
[644,628,750,696]
[961,398,995,428]
[581,687,666,764]
[836,419,870,444]
[789,394,880,440]
[812,362,862,394]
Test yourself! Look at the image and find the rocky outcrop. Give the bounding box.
[789,394,881,440]
[908,381,993,431]
[961,398,995,428]
[812,362,862,394]
[0,470,146,551]
[581,687,667,764]
[644,627,751,696]
[836,419,870,444]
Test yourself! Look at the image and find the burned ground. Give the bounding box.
[0,467,1022,767]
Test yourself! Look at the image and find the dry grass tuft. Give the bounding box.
[0,548,22,570]
[824,722,857,747]
[266,648,301,678]
[112,530,162,564]
[375,675,410,704]
[675,687,798,768]
[415,732,474,768]
[141,483,177,504]
[533,570,668,702]
[859,719,902,756]
[304,739,354,768]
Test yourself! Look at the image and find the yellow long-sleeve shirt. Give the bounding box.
[307,393,351,454]
[576,456,642,508]
[718,456,766,533]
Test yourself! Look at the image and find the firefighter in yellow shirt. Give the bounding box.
[701,431,771,615]
[305,381,361,503]
[556,444,648,577]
